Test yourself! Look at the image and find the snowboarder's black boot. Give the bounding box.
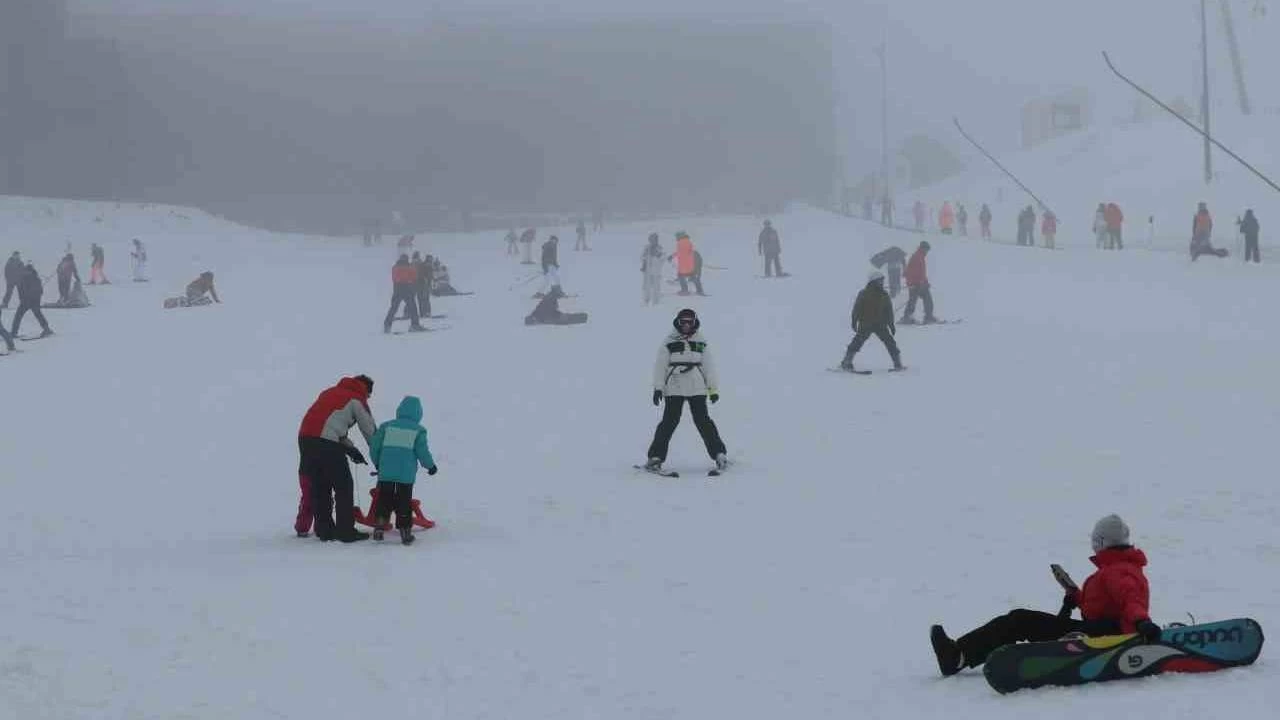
[335,529,370,543]
[930,625,965,677]
[400,527,415,545]
[892,354,904,371]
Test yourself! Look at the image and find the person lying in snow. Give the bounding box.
[928,514,1160,676]
[524,286,587,325]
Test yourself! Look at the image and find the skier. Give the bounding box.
[537,235,561,296]
[1105,202,1124,250]
[1093,203,1109,250]
[644,309,728,474]
[672,232,703,296]
[913,201,926,232]
[130,239,148,282]
[880,194,895,226]
[1016,206,1036,247]
[838,270,903,372]
[575,219,589,251]
[185,271,221,306]
[641,233,665,305]
[10,263,52,338]
[929,514,1160,676]
[3,251,23,308]
[519,227,537,264]
[957,204,969,237]
[979,204,992,240]
[368,395,438,544]
[524,286,588,325]
[505,229,519,256]
[758,219,784,278]
[938,202,955,235]
[900,241,936,324]
[88,243,109,285]
[1191,202,1227,260]
[412,252,432,319]
[298,375,377,543]
[55,253,81,305]
[869,245,907,298]
[383,255,424,333]
[1041,209,1058,249]
[1238,209,1261,264]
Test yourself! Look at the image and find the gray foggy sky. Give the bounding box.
[72,0,1270,173]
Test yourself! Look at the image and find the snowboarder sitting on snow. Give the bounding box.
[368,395,438,545]
[186,271,221,306]
[901,241,937,324]
[431,261,466,296]
[930,514,1160,677]
[645,309,728,473]
[839,270,903,372]
[524,286,587,325]
[1190,202,1227,260]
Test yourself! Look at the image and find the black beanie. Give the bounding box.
[354,374,374,394]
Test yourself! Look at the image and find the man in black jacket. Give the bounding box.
[11,263,53,338]
[839,270,902,372]
[3,251,23,308]
[1239,209,1261,264]
[758,220,784,277]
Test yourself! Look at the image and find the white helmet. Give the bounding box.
[867,269,885,284]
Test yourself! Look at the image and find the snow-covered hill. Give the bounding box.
[0,199,1276,719]
[907,112,1280,256]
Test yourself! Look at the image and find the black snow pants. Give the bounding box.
[764,253,783,277]
[375,480,415,529]
[10,301,50,336]
[415,282,432,318]
[903,284,935,321]
[1245,234,1261,263]
[384,284,421,330]
[956,609,1121,668]
[647,395,726,462]
[0,313,13,350]
[887,265,902,298]
[842,326,900,366]
[2,279,15,307]
[300,436,357,539]
[677,274,705,296]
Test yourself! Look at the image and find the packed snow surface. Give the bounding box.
[0,198,1276,719]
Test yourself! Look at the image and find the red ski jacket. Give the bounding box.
[904,249,928,287]
[392,263,417,285]
[1071,547,1150,633]
[299,377,376,443]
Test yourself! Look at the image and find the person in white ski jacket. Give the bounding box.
[645,308,728,472]
[1092,205,1108,250]
[130,239,148,282]
[641,233,665,305]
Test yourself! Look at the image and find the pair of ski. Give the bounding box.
[828,366,907,376]
[634,463,728,478]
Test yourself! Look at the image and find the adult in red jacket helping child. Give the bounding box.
[929,514,1160,676]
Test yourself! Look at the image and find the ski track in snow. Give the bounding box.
[0,197,1277,719]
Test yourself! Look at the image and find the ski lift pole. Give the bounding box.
[1102,51,1280,195]
[953,117,1055,217]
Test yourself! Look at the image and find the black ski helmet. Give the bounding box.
[673,308,700,334]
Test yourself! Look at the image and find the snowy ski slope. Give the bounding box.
[0,198,1276,719]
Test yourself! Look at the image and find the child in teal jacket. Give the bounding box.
[368,396,437,544]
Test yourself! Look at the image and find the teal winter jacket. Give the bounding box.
[369,396,435,484]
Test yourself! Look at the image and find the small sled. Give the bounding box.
[354,487,436,531]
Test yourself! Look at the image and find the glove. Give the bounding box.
[1057,593,1077,619]
[1135,619,1162,642]
[427,465,438,476]
[652,390,663,406]
[346,447,367,465]
[709,393,720,404]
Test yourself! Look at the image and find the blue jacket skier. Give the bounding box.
[368,396,437,543]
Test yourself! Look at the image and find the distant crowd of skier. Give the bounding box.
[856,194,1262,262]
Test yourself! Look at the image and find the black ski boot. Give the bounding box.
[400,527,415,546]
[335,529,370,543]
[930,625,965,677]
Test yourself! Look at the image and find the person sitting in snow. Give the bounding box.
[929,514,1160,677]
[524,285,588,326]
[186,271,221,306]
[1190,202,1227,260]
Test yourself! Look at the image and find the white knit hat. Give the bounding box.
[1091,514,1131,552]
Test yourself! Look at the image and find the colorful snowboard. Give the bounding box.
[983,618,1263,694]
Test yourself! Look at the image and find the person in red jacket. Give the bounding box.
[1041,210,1058,249]
[1104,202,1124,250]
[928,514,1160,676]
[900,241,936,324]
[383,254,425,333]
[297,375,378,542]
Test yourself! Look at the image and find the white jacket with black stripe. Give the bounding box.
[653,331,718,397]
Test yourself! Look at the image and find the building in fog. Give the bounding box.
[1021,88,1092,149]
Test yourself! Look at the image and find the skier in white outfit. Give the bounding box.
[644,308,728,472]
[1092,205,1109,250]
[641,233,665,305]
